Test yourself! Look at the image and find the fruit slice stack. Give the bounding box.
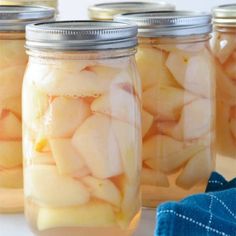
[23,57,142,231]
[0,40,27,196]
[136,40,215,206]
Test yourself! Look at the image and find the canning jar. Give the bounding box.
[23,21,142,236]
[0,6,54,213]
[211,5,236,180]
[116,12,216,207]
[88,1,175,21]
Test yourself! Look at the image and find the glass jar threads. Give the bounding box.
[211,4,236,180]
[23,21,142,236]
[88,1,175,20]
[0,5,54,213]
[116,11,216,207]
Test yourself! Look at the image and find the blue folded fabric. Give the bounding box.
[155,172,236,236]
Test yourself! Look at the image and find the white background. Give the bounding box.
[59,0,236,20]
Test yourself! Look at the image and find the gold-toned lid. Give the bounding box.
[213,4,236,27]
[88,1,175,20]
[0,0,57,8]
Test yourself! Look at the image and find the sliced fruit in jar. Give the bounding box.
[158,99,212,140]
[30,63,119,97]
[0,97,21,117]
[142,135,205,173]
[72,114,123,179]
[82,176,121,207]
[166,50,214,97]
[25,165,90,207]
[0,168,23,188]
[143,85,196,121]
[142,110,154,138]
[0,111,22,139]
[49,139,86,176]
[45,97,90,138]
[91,88,140,126]
[141,168,169,187]
[112,119,141,183]
[136,46,178,90]
[0,141,22,168]
[37,201,116,231]
[176,148,213,189]
[225,56,236,81]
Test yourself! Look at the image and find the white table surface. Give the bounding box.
[0,209,156,236]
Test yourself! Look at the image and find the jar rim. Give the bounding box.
[115,11,212,37]
[88,1,175,20]
[0,5,55,31]
[26,21,138,51]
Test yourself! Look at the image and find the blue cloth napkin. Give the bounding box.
[155,172,236,236]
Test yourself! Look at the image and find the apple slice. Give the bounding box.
[91,88,140,126]
[49,139,86,176]
[158,98,212,140]
[0,141,22,168]
[142,110,154,138]
[143,85,196,121]
[176,148,213,189]
[141,168,169,187]
[44,97,90,138]
[112,119,141,183]
[0,168,23,188]
[166,50,214,97]
[37,201,116,231]
[0,112,22,139]
[82,176,121,207]
[25,165,90,207]
[72,114,123,179]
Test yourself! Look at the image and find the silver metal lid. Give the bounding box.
[26,21,138,51]
[213,4,236,27]
[88,1,175,20]
[0,5,55,31]
[115,11,212,37]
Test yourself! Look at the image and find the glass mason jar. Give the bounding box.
[116,12,216,207]
[211,5,236,180]
[0,6,54,213]
[23,21,142,236]
[88,1,175,21]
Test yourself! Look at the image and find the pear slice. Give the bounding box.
[143,85,196,121]
[176,148,213,189]
[37,201,116,231]
[82,176,121,207]
[0,168,23,188]
[25,165,90,207]
[142,110,154,138]
[0,97,21,117]
[158,98,212,140]
[72,114,123,179]
[49,139,86,176]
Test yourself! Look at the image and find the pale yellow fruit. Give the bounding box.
[44,97,91,138]
[0,112,22,139]
[142,135,205,173]
[210,32,236,64]
[30,62,119,97]
[0,97,21,117]
[0,141,22,168]
[0,168,23,188]
[176,148,213,189]
[49,139,86,176]
[72,114,123,179]
[166,50,214,97]
[136,46,178,90]
[142,110,154,137]
[37,201,116,231]
[91,88,140,126]
[143,85,196,120]
[158,99,212,140]
[0,65,25,100]
[141,168,169,187]
[25,165,90,207]
[82,176,121,207]
[112,119,141,183]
